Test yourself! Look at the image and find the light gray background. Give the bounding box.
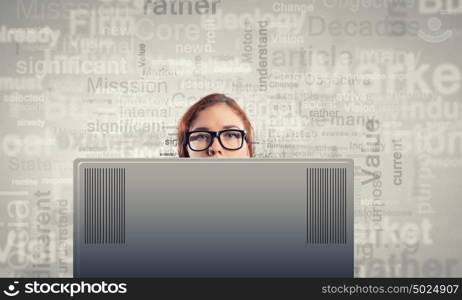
[0,0,461,277]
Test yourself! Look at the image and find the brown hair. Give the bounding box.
[177,93,254,157]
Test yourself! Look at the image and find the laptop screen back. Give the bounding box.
[73,159,354,277]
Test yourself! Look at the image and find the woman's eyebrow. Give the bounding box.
[191,126,209,131]
[191,125,240,131]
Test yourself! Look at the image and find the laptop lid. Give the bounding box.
[73,159,354,277]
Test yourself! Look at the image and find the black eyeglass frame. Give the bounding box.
[186,129,247,152]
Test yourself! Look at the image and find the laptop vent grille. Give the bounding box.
[84,168,125,244]
[307,168,347,244]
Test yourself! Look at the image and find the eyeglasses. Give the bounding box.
[186,129,247,151]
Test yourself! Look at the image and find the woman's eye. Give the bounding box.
[224,133,239,139]
[191,134,208,141]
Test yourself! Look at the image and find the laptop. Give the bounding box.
[73,158,354,277]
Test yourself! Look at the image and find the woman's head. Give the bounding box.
[177,94,254,158]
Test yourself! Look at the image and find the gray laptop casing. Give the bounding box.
[73,159,354,277]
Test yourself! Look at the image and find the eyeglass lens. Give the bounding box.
[189,130,243,151]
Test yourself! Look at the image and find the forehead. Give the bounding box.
[190,103,244,129]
